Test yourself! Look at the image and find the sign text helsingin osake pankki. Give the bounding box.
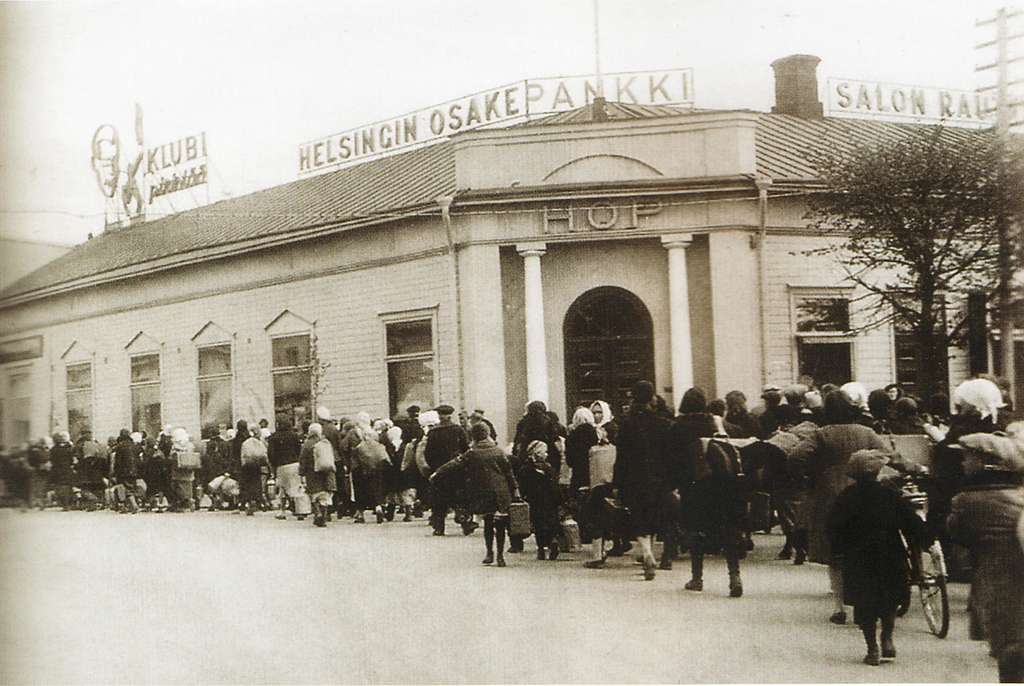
[298,69,694,175]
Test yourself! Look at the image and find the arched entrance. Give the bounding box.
[563,286,655,417]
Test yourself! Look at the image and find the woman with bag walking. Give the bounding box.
[237,420,268,516]
[299,422,337,527]
[432,422,519,566]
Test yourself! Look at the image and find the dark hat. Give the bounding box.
[958,433,1024,471]
[435,404,455,416]
[632,380,655,405]
[406,405,421,414]
[847,449,891,480]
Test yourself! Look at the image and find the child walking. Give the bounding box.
[826,449,928,666]
[431,422,518,567]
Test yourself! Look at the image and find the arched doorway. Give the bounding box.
[563,286,655,418]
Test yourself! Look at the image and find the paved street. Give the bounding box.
[0,508,998,684]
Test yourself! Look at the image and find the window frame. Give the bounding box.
[379,306,439,418]
[196,342,235,434]
[129,351,162,435]
[3,364,33,446]
[889,292,950,396]
[65,361,94,440]
[788,286,857,384]
[270,332,313,427]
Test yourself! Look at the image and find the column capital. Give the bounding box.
[660,234,693,249]
[516,241,547,257]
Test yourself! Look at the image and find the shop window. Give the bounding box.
[383,316,436,418]
[198,344,233,433]
[66,362,92,440]
[3,369,32,446]
[272,334,311,427]
[791,291,854,388]
[130,353,161,437]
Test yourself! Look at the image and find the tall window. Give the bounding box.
[66,363,92,440]
[792,292,853,388]
[894,297,949,396]
[384,318,436,418]
[130,353,161,436]
[198,344,233,433]
[272,334,311,427]
[4,370,32,445]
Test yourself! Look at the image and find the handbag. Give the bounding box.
[509,500,532,537]
[292,487,312,516]
[313,440,336,472]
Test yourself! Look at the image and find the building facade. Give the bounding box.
[0,56,991,447]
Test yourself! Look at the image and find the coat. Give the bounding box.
[827,480,928,624]
[612,407,674,535]
[518,460,560,537]
[48,443,77,487]
[424,422,469,472]
[298,436,337,495]
[947,475,1024,660]
[682,439,749,550]
[789,423,886,565]
[433,440,517,515]
[565,424,599,491]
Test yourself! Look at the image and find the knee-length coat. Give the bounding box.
[947,475,1024,661]
[827,480,928,624]
[789,424,886,565]
[612,407,673,536]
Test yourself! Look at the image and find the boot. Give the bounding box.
[354,510,365,524]
[685,550,704,591]
[777,544,792,560]
[729,572,743,598]
[385,503,396,521]
[548,540,560,560]
[862,622,880,666]
[482,551,494,565]
[880,614,896,659]
[793,548,807,565]
[537,547,546,560]
[402,506,413,522]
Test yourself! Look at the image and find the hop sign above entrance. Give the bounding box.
[297,69,695,176]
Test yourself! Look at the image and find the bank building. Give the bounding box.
[0,55,1005,446]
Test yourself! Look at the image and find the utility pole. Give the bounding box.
[976,6,1022,405]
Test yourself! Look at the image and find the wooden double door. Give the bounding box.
[564,287,655,417]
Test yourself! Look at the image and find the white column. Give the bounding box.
[517,242,549,406]
[662,234,694,405]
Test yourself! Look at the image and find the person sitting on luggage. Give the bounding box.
[432,422,519,567]
[517,440,562,560]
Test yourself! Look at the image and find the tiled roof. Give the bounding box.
[0,105,988,304]
[0,141,457,300]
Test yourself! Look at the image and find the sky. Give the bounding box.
[0,0,1017,246]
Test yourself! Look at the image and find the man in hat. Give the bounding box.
[425,404,470,535]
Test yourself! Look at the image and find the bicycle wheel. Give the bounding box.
[918,546,950,638]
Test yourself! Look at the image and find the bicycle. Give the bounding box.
[896,473,950,639]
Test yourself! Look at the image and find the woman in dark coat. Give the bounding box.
[513,401,561,473]
[566,406,600,492]
[790,390,887,624]
[48,432,77,510]
[827,450,928,666]
[947,432,1024,683]
[517,439,563,560]
[432,422,519,566]
[298,422,338,527]
[668,387,718,571]
[612,380,673,580]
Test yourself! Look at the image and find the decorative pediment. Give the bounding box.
[543,154,664,185]
[191,321,233,345]
[60,340,93,362]
[124,331,161,353]
[264,309,315,335]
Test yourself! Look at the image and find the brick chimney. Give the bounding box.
[770,54,823,119]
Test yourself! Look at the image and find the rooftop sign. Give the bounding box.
[826,77,997,127]
[298,68,694,176]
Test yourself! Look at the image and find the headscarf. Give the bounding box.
[847,449,890,481]
[803,390,824,410]
[840,382,869,409]
[307,422,323,437]
[526,439,547,464]
[418,410,440,429]
[952,378,1006,422]
[130,431,143,445]
[590,400,613,428]
[171,427,189,444]
[571,406,596,429]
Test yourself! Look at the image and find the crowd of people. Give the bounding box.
[1,375,1022,680]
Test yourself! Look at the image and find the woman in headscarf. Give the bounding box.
[350,414,391,524]
[827,449,929,667]
[516,439,562,560]
[929,377,1007,577]
[513,401,561,474]
[947,433,1024,683]
[234,419,266,515]
[839,382,876,428]
[566,406,600,493]
[590,400,618,443]
[613,380,673,580]
[790,390,887,624]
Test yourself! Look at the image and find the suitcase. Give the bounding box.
[509,500,532,537]
[558,518,581,552]
[293,489,312,517]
